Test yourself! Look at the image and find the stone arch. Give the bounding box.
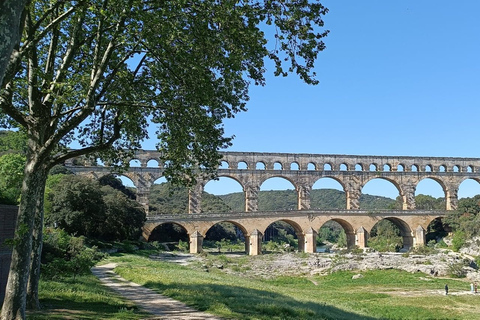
[204,220,249,253]
[256,162,266,170]
[204,176,244,211]
[113,173,138,189]
[262,219,304,252]
[273,162,283,170]
[458,177,480,199]
[144,222,189,243]
[259,176,297,211]
[237,161,248,169]
[355,163,363,171]
[290,162,300,170]
[425,217,448,244]
[219,160,229,169]
[307,162,316,170]
[416,177,446,199]
[369,217,414,250]
[129,159,142,167]
[361,177,401,208]
[312,177,346,209]
[318,218,355,249]
[146,159,159,167]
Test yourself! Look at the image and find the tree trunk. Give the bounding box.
[0,161,47,320]
[26,170,47,310]
[0,0,28,85]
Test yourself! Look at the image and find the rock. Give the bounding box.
[352,274,364,280]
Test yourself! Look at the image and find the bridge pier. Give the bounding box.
[356,227,368,249]
[304,228,317,253]
[189,231,203,254]
[244,236,250,255]
[415,226,426,247]
[346,231,356,249]
[249,229,263,255]
[402,234,414,250]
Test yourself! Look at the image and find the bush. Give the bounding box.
[451,231,466,252]
[447,261,467,278]
[411,245,437,255]
[177,240,189,252]
[42,228,106,280]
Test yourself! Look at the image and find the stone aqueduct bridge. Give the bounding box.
[65,150,480,255]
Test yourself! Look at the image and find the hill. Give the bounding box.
[148,183,397,213]
[219,189,396,212]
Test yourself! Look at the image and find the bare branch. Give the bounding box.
[50,112,123,166]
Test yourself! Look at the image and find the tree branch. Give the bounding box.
[50,112,123,166]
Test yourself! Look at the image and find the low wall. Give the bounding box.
[0,205,18,305]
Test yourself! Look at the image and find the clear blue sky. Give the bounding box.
[142,1,480,200]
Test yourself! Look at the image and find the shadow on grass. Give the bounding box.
[142,281,378,320]
[27,275,149,320]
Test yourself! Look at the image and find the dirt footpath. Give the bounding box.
[91,263,222,320]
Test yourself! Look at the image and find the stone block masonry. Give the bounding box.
[0,205,18,305]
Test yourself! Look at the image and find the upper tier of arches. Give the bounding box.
[67,150,480,174]
[65,150,480,213]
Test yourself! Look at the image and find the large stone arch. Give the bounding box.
[313,176,346,191]
[367,217,414,250]
[258,176,297,210]
[457,177,480,199]
[362,176,401,195]
[259,175,297,190]
[214,173,245,186]
[264,218,304,251]
[311,177,347,209]
[203,220,250,254]
[317,218,356,250]
[142,221,189,242]
[416,176,447,197]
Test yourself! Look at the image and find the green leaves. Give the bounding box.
[0,153,26,204]
[0,0,328,186]
[46,175,146,241]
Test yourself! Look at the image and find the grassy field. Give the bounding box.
[28,251,480,319]
[27,274,150,319]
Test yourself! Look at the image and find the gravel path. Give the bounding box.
[91,263,223,320]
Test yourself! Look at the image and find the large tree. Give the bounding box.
[0,1,328,318]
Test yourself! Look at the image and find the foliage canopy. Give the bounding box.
[46,175,146,241]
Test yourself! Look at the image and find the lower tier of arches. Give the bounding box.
[143,212,444,255]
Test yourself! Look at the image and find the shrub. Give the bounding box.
[177,240,189,252]
[451,231,466,252]
[411,245,437,255]
[42,228,106,280]
[447,261,467,278]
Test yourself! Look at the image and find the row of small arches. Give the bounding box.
[122,159,476,173]
[220,161,475,173]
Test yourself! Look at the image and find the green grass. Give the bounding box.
[28,252,480,319]
[27,274,150,319]
[107,253,480,320]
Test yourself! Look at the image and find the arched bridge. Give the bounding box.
[65,150,475,254]
[143,209,446,255]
